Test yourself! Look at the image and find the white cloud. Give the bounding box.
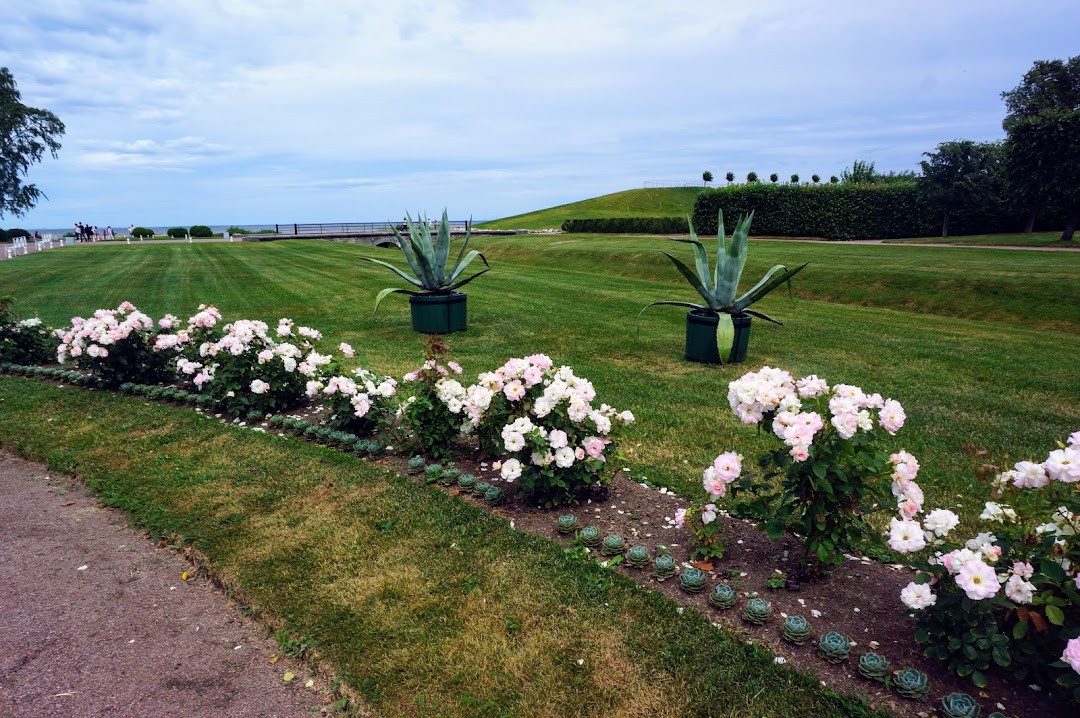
[2,0,1077,226]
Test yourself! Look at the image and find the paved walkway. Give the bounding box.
[0,452,333,718]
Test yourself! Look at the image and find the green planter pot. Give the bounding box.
[409,292,467,334]
[685,310,751,364]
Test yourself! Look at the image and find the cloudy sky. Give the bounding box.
[3,0,1076,229]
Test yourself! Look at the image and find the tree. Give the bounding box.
[918,140,1004,238]
[1002,56,1080,241]
[790,173,799,184]
[702,170,713,186]
[829,176,839,184]
[811,174,821,184]
[746,171,758,183]
[769,173,778,183]
[841,160,876,184]
[0,68,65,218]
[725,171,734,183]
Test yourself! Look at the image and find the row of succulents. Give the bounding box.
[0,362,97,386]
[549,513,1004,717]
[405,455,503,505]
[265,414,389,456]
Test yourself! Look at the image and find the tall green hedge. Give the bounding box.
[691,183,1034,240]
[561,217,689,234]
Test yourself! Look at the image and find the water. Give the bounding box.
[16,224,279,238]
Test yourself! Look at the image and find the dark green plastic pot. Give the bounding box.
[685,310,752,364]
[409,292,467,334]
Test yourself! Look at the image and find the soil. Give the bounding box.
[0,451,349,718]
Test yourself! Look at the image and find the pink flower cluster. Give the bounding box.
[702,451,741,499]
[312,368,397,419]
[57,301,155,363]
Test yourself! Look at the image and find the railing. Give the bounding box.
[3,235,56,259]
[273,221,471,235]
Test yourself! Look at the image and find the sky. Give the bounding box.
[2,0,1077,229]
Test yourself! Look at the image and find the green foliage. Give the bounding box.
[725,171,735,183]
[919,140,1007,238]
[396,336,462,462]
[683,501,726,562]
[561,217,689,234]
[0,67,65,218]
[818,631,851,663]
[167,227,187,238]
[829,176,839,184]
[0,298,55,364]
[227,226,252,235]
[746,171,758,183]
[939,692,982,718]
[702,170,713,185]
[319,367,397,436]
[841,160,876,184]
[366,209,489,313]
[790,174,799,184]
[7,227,29,238]
[812,174,820,183]
[130,226,155,238]
[769,173,778,183]
[189,225,213,238]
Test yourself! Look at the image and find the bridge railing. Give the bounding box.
[273,221,471,235]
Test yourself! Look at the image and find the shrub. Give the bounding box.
[131,226,155,238]
[227,226,252,235]
[561,217,689,234]
[165,313,336,416]
[0,228,9,241]
[465,353,634,507]
[829,176,839,184]
[56,301,171,387]
[167,227,187,238]
[0,297,56,364]
[790,174,799,184]
[892,433,1080,702]
[189,225,213,238]
[722,367,914,578]
[725,171,735,183]
[7,228,29,238]
[769,173,779,183]
[396,336,465,461]
[812,174,821,183]
[315,362,398,436]
[675,455,738,562]
[747,171,758,183]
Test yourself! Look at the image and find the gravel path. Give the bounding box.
[0,451,332,718]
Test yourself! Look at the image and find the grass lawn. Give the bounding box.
[476,187,704,229]
[3,235,1078,715]
[880,230,1074,247]
[0,378,886,718]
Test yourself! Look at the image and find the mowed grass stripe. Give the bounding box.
[0,378,886,718]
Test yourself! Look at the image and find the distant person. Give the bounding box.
[105,226,113,239]
[128,224,134,238]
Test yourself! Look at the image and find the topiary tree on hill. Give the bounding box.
[769,173,779,183]
[747,171,758,183]
[812,174,821,184]
[725,171,735,184]
[702,170,713,186]
[829,176,839,184]
[790,174,799,184]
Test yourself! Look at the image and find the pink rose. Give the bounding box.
[674,508,686,529]
[1062,637,1080,675]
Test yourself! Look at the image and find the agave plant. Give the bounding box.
[893,668,930,701]
[639,210,808,362]
[366,210,490,313]
[817,631,850,663]
[653,554,677,581]
[708,583,738,609]
[940,693,982,718]
[577,526,602,547]
[679,567,709,593]
[743,597,772,624]
[625,545,650,567]
[601,534,626,556]
[858,652,890,683]
[556,514,581,534]
[781,615,813,645]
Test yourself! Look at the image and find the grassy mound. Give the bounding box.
[477,187,705,230]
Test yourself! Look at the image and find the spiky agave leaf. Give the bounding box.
[658,251,718,307]
[730,262,809,314]
[714,210,754,306]
[372,288,422,315]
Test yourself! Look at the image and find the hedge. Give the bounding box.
[130,227,155,238]
[189,225,213,238]
[561,217,690,234]
[691,183,1060,240]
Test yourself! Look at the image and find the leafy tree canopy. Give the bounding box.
[0,67,65,218]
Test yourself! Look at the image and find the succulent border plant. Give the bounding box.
[638,210,808,362]
[817,631,850,664]
[781,615,813,645]
[679,567,709,593]
[483,485,504,506]
[600,534,626,556]
[577,526,601,547]
[424,463,444,483]
[708,583,738,609]
[625,545,650,567]
[456,474,477,492]
[366,210,490,313]
[407,455,425,474]
[858,652,889,683]
[893,668,930,701]
[652,554,676,581]
[556,514,581,534]
[743,597,772,624]
[473,481,492,496]
[940,693,982,718]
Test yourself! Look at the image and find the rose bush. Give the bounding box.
[56,301,170,387]
[892,432,1080,702]
[0,297,56,365]
[463,353,633,507]
[676,451,743,561]
[396,337,465,461]
[723,366,915,577]
[309,359,398,436]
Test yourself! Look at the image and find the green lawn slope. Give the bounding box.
[477,187,705,230]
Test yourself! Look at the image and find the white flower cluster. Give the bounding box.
[309,367,397,420]
[57,301,154,362]
[728,367,907,462]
